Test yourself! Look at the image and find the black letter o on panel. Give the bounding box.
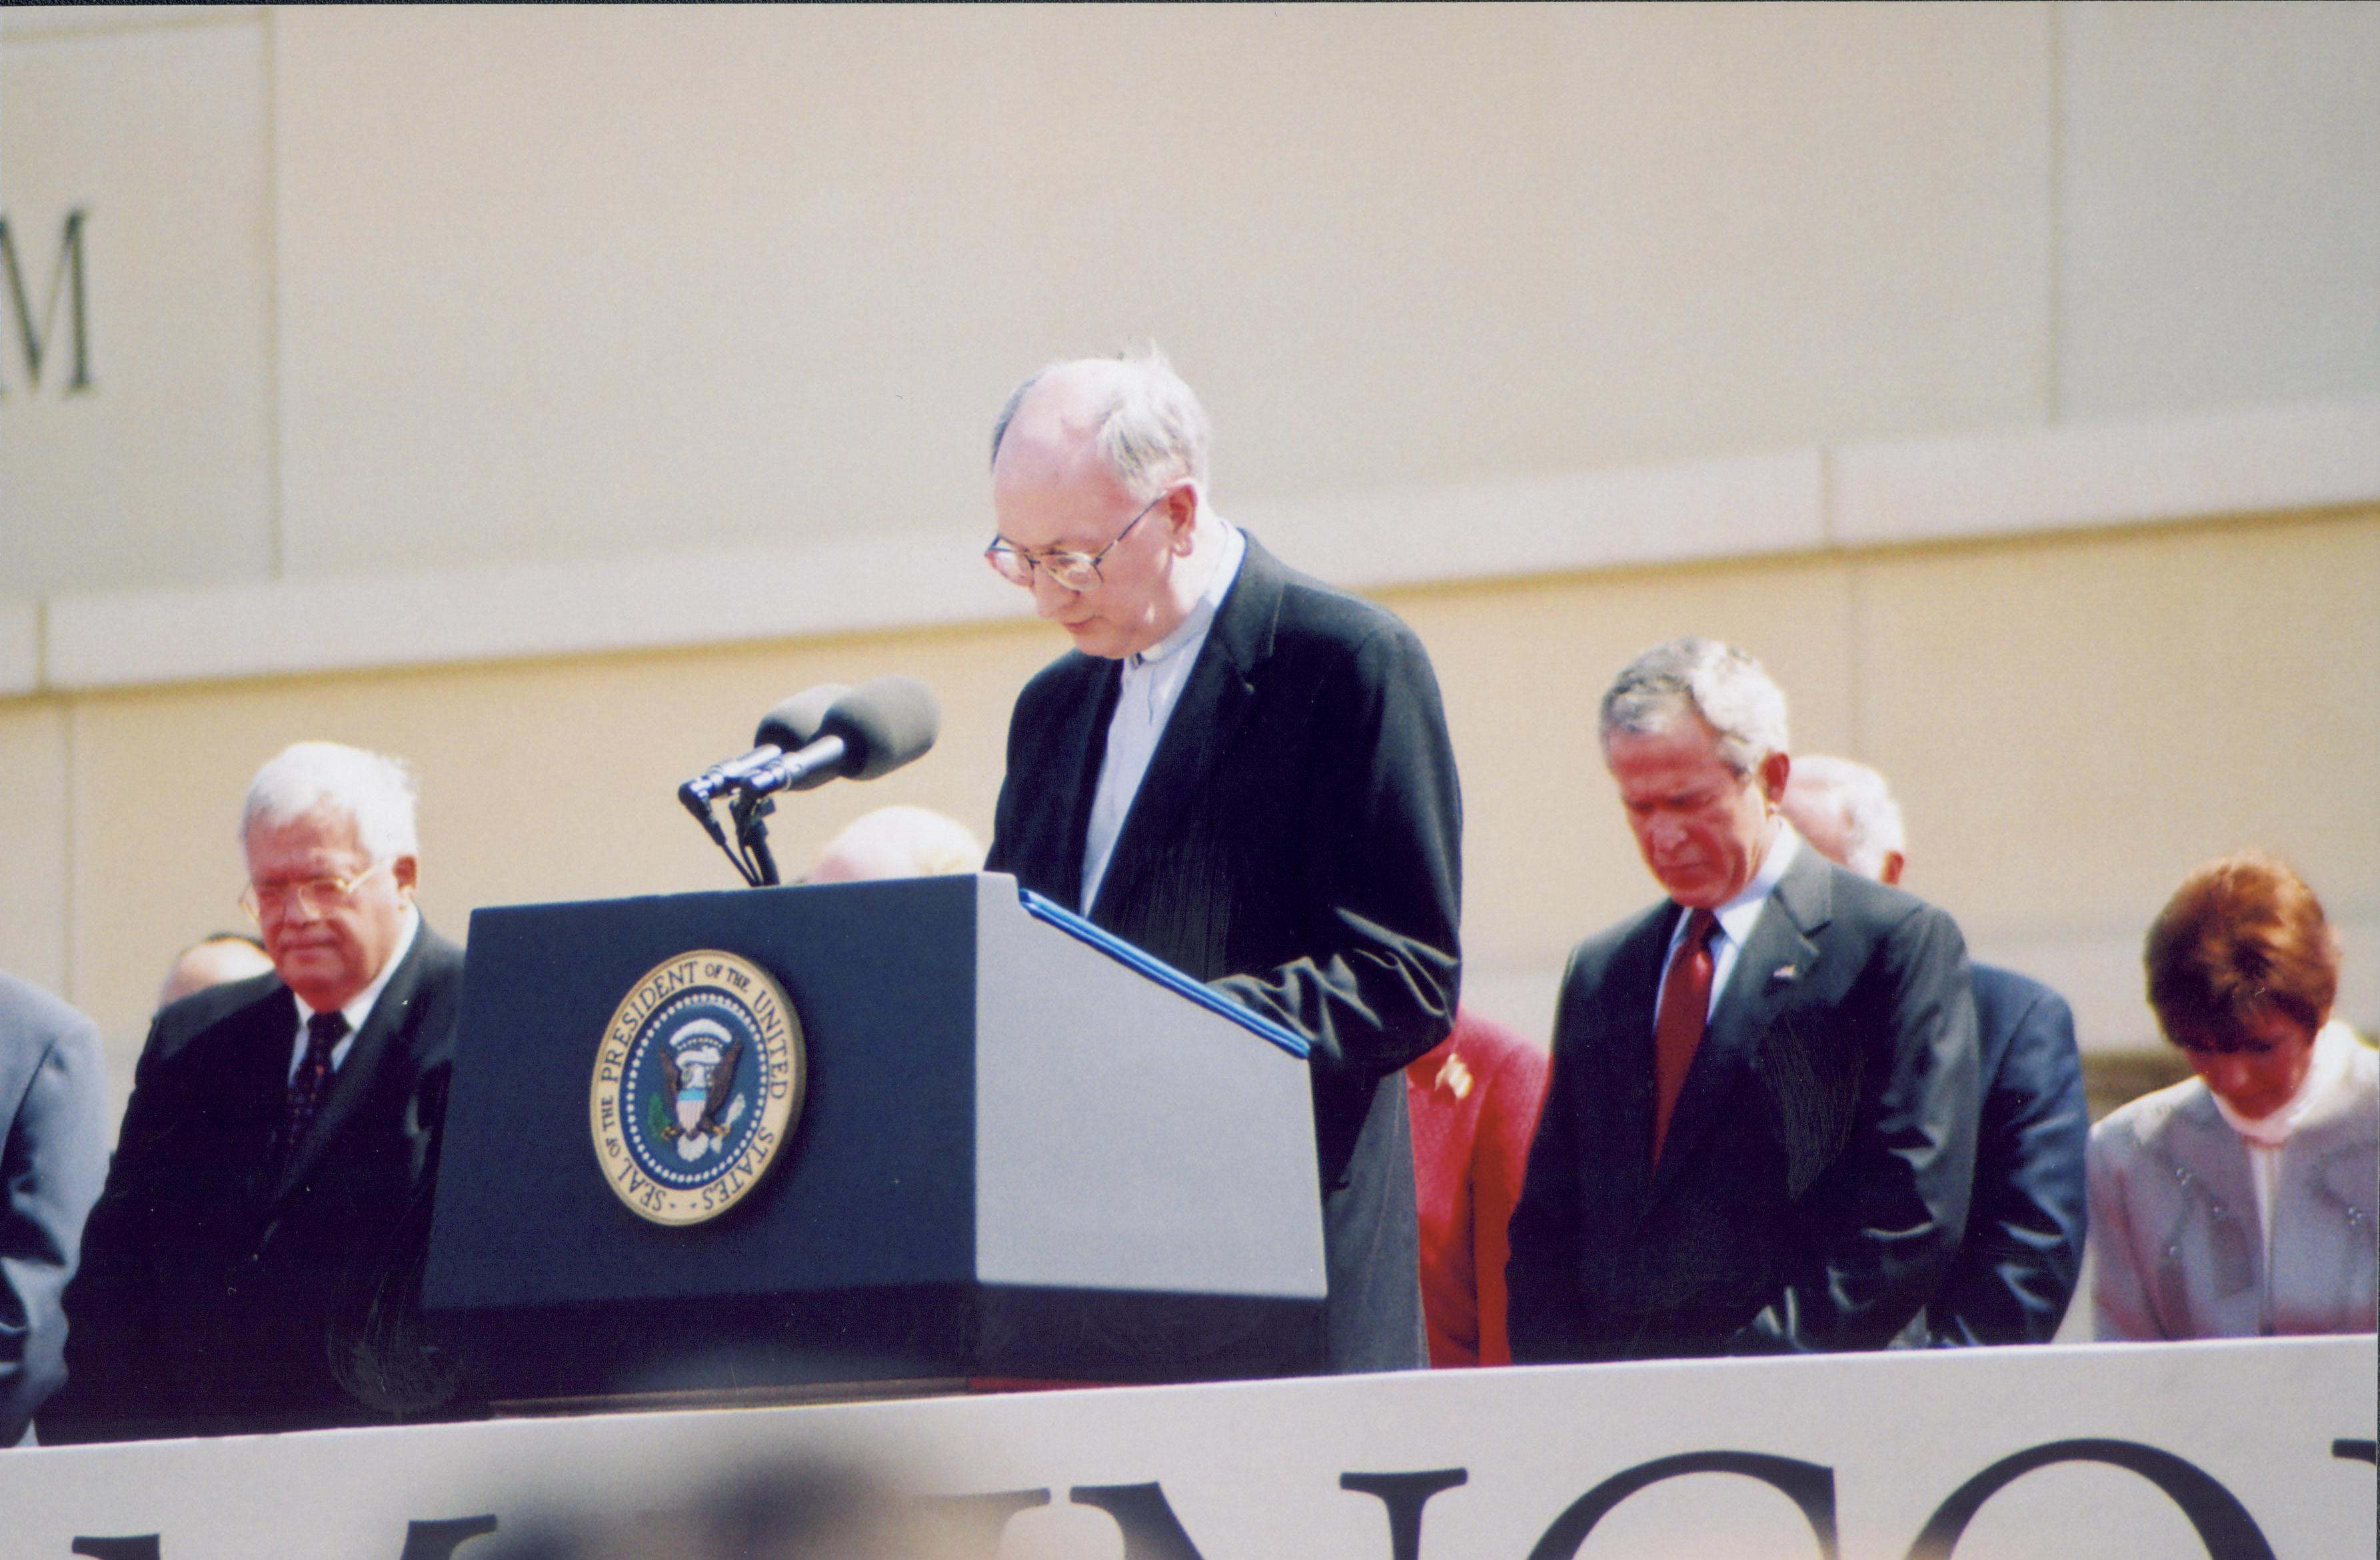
[1905,1439,2272,1560]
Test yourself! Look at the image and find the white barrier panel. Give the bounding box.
[6,1338,2373,1559]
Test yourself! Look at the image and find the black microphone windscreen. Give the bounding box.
[754,683,852,753]
[822,676,940,780]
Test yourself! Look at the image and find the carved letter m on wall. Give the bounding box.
[0,207,93,395]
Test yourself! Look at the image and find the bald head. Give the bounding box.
[808,806,986,885]
[1780,754,1907,885]
[157,933,275,1011]
[990,367,1141,520]
[990,348,1211,499]
[986,345,1228,660]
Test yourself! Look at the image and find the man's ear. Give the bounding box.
[1760,750,1791,807]
[1879,850,1906,887]
[391,854,421,897]
[1162,481,1202,553]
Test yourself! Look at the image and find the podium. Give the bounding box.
[421,873,1326,1402]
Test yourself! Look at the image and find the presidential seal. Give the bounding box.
[589,949,803,1226]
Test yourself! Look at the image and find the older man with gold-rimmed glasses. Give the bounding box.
[980,344,1464,1375]
[49,742,469,1442]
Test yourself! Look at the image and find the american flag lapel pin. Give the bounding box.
[1770,964,1799,983]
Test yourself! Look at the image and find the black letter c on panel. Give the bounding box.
[1526,1451,1838,1560]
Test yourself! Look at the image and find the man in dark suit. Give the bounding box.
[982,347,1462,1373]
[1781,754,2087,1345]
[45,742,467,1441]
[1507,637,1979,1361]
[0,973,107,1445]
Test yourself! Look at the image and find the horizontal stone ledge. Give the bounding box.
[0,6,265,43]
[1833,398,2380,545]
[21,395,2377,695]
[0,603,35,698]
[41,530,1033,693]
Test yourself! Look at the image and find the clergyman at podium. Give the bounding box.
[981,346,1462,1373]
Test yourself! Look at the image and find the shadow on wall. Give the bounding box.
[2081,1051,2194,1123]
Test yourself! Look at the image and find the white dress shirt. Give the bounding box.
[1657,824,1803,1032]
[287,903,420,1083]
[1080,523,1247,912]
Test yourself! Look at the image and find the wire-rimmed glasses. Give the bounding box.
[984,491,1166,593]
[240,858,391,923]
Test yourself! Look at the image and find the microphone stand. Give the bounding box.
[677,778,778,887]
[728,789,781,887]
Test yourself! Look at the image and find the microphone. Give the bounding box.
[678,683,850,815]
[750,683,855,793]
[736,676,940,798]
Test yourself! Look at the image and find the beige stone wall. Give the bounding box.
[5,5,2373,593]
[0,7,276,593]
[3,5,2376,1127]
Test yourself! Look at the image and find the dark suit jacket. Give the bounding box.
[986,534,1462,1373]
[1507,845,1979,1361]
[45,923,466,1441]
[1925,963,2088,1345]
[0,973,109,1445]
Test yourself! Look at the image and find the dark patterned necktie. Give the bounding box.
[1651,908,1720,1165]
[281,1010,349,1173]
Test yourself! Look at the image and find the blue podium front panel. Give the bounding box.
[425,877,980,1312]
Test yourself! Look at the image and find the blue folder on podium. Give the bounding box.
[422,872,1328,1399]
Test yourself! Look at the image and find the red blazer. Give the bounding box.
[1406,1008,1550,1366]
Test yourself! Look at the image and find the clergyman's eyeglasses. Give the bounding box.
[983,491,1166,593]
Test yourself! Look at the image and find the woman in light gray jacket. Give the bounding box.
[2090,851,2377,1339]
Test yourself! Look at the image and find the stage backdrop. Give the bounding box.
[7,1338,2373,1560]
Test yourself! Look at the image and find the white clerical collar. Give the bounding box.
[1078,523,1246,913]
[2215,1017,2360,1145]
[293,903,421,1040]
[1128,522,1244,674]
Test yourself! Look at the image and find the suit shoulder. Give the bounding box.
[1817,867,1973,975]
[2091,1075,2207,1159]
[1012,647,1108,715]
[157,966,282,1029]
[411,923,468,987]
[1560,902,1674,991]
[1271,567,1428,664]
[1826,862,1946,930]
[147,970,286,1065]
[381,923,470,1057]
[0,971,99,1049]
[1971,962,2055,1008]
[1021,645,1105,694]
[1971,961,2072,1038]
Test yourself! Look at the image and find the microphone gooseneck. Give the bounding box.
[677,677,941,887]
[677,683,852,809]
[737,677,940,799]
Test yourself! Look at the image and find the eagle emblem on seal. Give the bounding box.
[655,1019,748,1160]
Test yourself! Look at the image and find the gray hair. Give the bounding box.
[990,342,1212,499]
[1787,754,1907,877]
[1600,637,1791,777]
[239,741,420,859]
